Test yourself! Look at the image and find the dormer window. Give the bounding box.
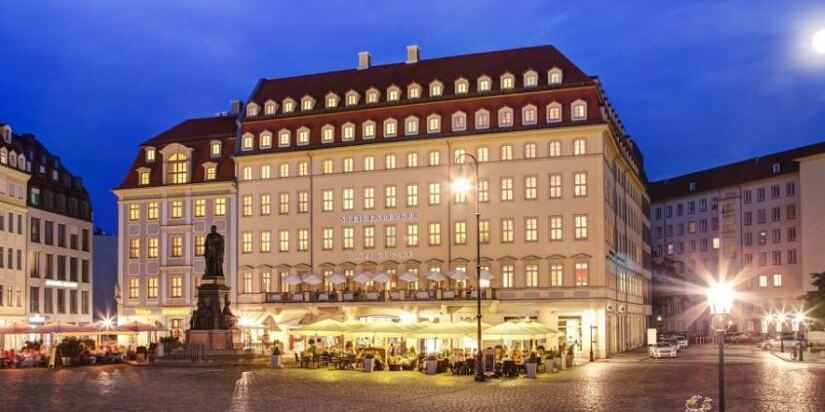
[455,78,469,94]
[772,163,781,173]
[325,93,339,108]
[404,116,419,136]
[138,169,151,186]
[451,111,466,132]
[407,83,421,99]
[689,182,696,192]
[246,102,260,117]
[342,123,355,141]
[522,105,537,125]
[523,70,538,87]
[384,118,397,137]
[210,141,222,158]
[427,114,441,134]
[546,102,562,123]
[429,81,443,97]
[345,91,360,106]
[167,153,189,184]
[145,147,156,163]
[205,166,217,181]
[498,107,514,127]
[548,67,563,85]
[321,124,335,143]
[260,131,272,149]
[366,88,380,103]
[283,98,296,113]
[264,100,278,115]
[500,73,515,90]
[241,133,254,151]
[571,99,587,121]
[362,121,376,139]
[477,76,491,92]
[387,86,401,101]
[0,148,6,164]
[475,109,490,129]
[278,129,291,147]
[301,96,315,111]
[297,127,310,145]
[1,126,10,143]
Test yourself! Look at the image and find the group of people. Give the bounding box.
[1,347,49,368]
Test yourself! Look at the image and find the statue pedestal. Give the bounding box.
[185,329,243,353]
[185,275,243,356]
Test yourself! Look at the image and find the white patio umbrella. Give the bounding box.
[447,270,469,281]
[326,273,347,284]
[480,270,495,280]
[352,272,372,283]
[283,273,303,285]
[426,270,446,281]
[398,271,419,283]
[302,273,323,285]
[371,272,390,283]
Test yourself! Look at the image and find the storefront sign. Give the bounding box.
[340,210,419,224]
[134,308,153,316]
[344,250,413,261]
[161,307,192,316]
[45,279,78,289]
[29,314,46,324]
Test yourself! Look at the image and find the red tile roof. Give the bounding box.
[649,141,825,201]
[116,116,238,190]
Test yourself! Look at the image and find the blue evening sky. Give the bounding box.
[1,1,824,234]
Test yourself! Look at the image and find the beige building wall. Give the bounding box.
[799,153,825,294]
[0,161,29,349]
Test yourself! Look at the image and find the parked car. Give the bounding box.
[760,333,798,350]
[728,333,752,343]
[673,335,689,349]
[650,343,678,358]
[661,337,681,351]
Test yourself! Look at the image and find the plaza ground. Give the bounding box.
[2,345,823,412]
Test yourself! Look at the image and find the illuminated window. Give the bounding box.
[500,73,515,89]
[298,191,308,213]
[574,138,587,155]
[260,231,271,253]
[301,96,315,111]
[282,98,295,113]
[548,67,563,85]
[500,144,512,161]
[407,83,421,99]
[147,237,159,258]
[170,200,183,219]
[406,152,418,168]
[128,204,140,221]
[427,115,441,134]
[526,264,539,287]
[502,264,514,288]
[129,238,140,259]
[342,123,355,141]
[195,235,205,256]
[451,112,466,131]
[405,116,419,136]
[363,186,375,209]
[550,263,563,286]
[366,88,379,103]
[242,166,253,181]
[278,192,289,214]
[387,86,400,101]
[478,179,489,202]
[264,100,277,115]
[145,147,156,162]
[385,225,397,248]
[278,230,289,252]
[384,185,397,208]
[128,278,139,299]
[260,132,272,149]
[321,125,335,143]
[524,143,537,159]
[322,190,334,212]
[498,107,513,127]
[214,198,226,216]
[477,76,491,92]
[571,100,587,120]
[501,218,514,243]
[241,232,252,253]
[194,199,206,217]
[170,235,183,257]
[428,183,441,205]
[522,105,537,125]
[139,171,150,186]
[297,128,309,146]
[205,166,216,181]
[242,272,253,293]
[259,165,270,180]
[428,150,440,166]
[261,271,271,292]
[575,262,589,286]
[298,161,308,176]
[475,109,490,129]
[574,172,588,197]
[546,102,562,123]
[385,154,396,169]
[454,221,466,245]
[147,277,158,299]
[428,222,441,246]
[170,276,182,298]
[342,227,354,249]
[406,223,419,247]
[549,140,561,157]
[362,121,376,139]
[241,133,254,151]
[246,102,259,117]
[363,226,375,249]
[343,188,355,211]
[525,217,538,242]
[525,176,537,200]
[549,174,562,198]
[325,93,339,108]
[429,81,443,97]
[298,229,309,251]
[322,159,334,174]
[574,215,588,240]
[242,195,252,217]
[384,118,397,137]
[322,228,333,250]
[479,220,490,243]
[455,78,469,94]
[500,177,513,201]
[278,130,290,147]
[523,70,538,87]
[167,153,189,184]
[550,216,563,240]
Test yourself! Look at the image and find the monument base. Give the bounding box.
[185,329,243,355]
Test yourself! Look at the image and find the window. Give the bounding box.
[343,188,355,210]
[128,278,139,299]
[387,86,400,101]
[260,194,271,215]
[170,235,183,257]
[170,276,182,298]
[301,96,315,111]
[129,239,140,259]
[283,98,295,113]
[525,217,538,242]
[278,230,289,252]
[139,171,150,185]
[385,225,397,248]
[574,172,588,197]
[520,105,535,126]
[475,109,490,129]
[500,73,515,89]
[428,223,441,246]
[214,198,226,216]
[550,263,563,286]
[264,100,277,115]
[260,231,272,253]
[241,133,254,151]
[501,264,514,288]
[477,76,491,92]
[325,93,339,108]
[366,88,380,103]
[297,128,310,145]
[242,195,252,217]
[455,78,469,94]
[526,264,539,287]
[241,232,252,253]
[571,100,587,120]
[549,174,562,198]
[549,140,561,157]
[278,130,290,147]
[498,107,513,127]
[429,81,443,97]
[128,204,140,221]
[297,191,309,213]
[362,121,376,139]
[322,190,334,212]
[407,83,421,99]
[363,226,375,249]
[194,199,206,217]
[548,68,563,84]
[342,123,355,141]
[524,143,537,159]
[406,184,418,207]
[476,146,489,162]
[298,229,309,251]
[550,216,563,240]
[260,132,272,149]
[479,220,490,243]
[428,150,440,166]
[574,215,588,240]
[523,70,538,87]
[524,176,537,199]
[147,277,158,299]
[385,154,397,169]
[428,183,441,205]
[322,159,334,174]
[406,152,418,168]
[575,262,589,286]
[501,218,514,243]
[406,223,418,246]
[773,273,782,287]
[167,152,189,184]
[500,177,513,201]
[147,202,159,220]
[405,116,419,136]
[147,237,159,258]
[385,185,397,208]
[145,147,156,162]
[364,187,375,209]
[500,144,512,161]
[195,235,205,256]
[246,102,259,117]
[573,139,587,155]
[346,91,359,106]
[454,221,467,245]
[242,272,253,293]
[384,118,398,137]
[427,115,441,133]
[321,125,335,143]
[342,227,354,249]
[546,102,562,123]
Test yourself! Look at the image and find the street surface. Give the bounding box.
[2,345,823,411]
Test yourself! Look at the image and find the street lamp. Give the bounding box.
[794,312,806,361]
[778,313,787,353]
[452,152,485,382]
[707,282,735,412]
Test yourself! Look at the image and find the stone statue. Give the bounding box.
[204,225,224,277]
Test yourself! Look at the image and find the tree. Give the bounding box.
[803,272,825,330]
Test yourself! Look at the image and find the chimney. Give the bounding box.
[406,45,420,64]
[357,51,371,70]
[229,99,241,115]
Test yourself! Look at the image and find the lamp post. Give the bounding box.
[452,153,485,382]
[794,313,805,362]
[590,324,596,362]
[779,313,787,353]
[707,282,735,412]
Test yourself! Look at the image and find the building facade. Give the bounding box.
[230,45,652,358]
[0,123,30,349]
[93,231,118,321]
[18,134,94,329]
[650,142,825,336]
[113,114,239,340]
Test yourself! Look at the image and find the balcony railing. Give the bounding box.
[264,288,496,304]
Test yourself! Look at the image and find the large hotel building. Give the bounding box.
[116,45,652,358]
[650,142,825,335]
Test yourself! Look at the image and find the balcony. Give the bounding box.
[264,288,496,304]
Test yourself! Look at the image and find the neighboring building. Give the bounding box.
[18,134,94,328]
[93,230,117,321]
[232,45,652,358]
[0,123,30,349]
[650,141,825,336]
[113,114,239,340]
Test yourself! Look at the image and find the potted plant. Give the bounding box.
[271,344,282,368]
[525,352,538,379]
[424,354,438,375]
[363,353,375,372]
[136,345,148,362]
[544,350,557,373]
[58,338,82,367]
[565,345,575,368]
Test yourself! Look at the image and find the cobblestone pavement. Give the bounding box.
[2,346,824,412]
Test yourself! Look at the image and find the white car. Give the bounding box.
[674,336,688,350]
[650,343,677,358]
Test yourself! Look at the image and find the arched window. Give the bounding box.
[523,70,538,87]
[260,131,272,149]
[167,153,189,184]
[278,129,291,147]
[571,99,587,120]
[524,143,537,159]
[264,100,277,115]
[297,127,310,145]
[549,140,562,157]
[454,78,469,94]
[546,102,562,123]
[366,88,380,103]
[426,114,441,134]
[574,138,587,156]
[500,144,513,161]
